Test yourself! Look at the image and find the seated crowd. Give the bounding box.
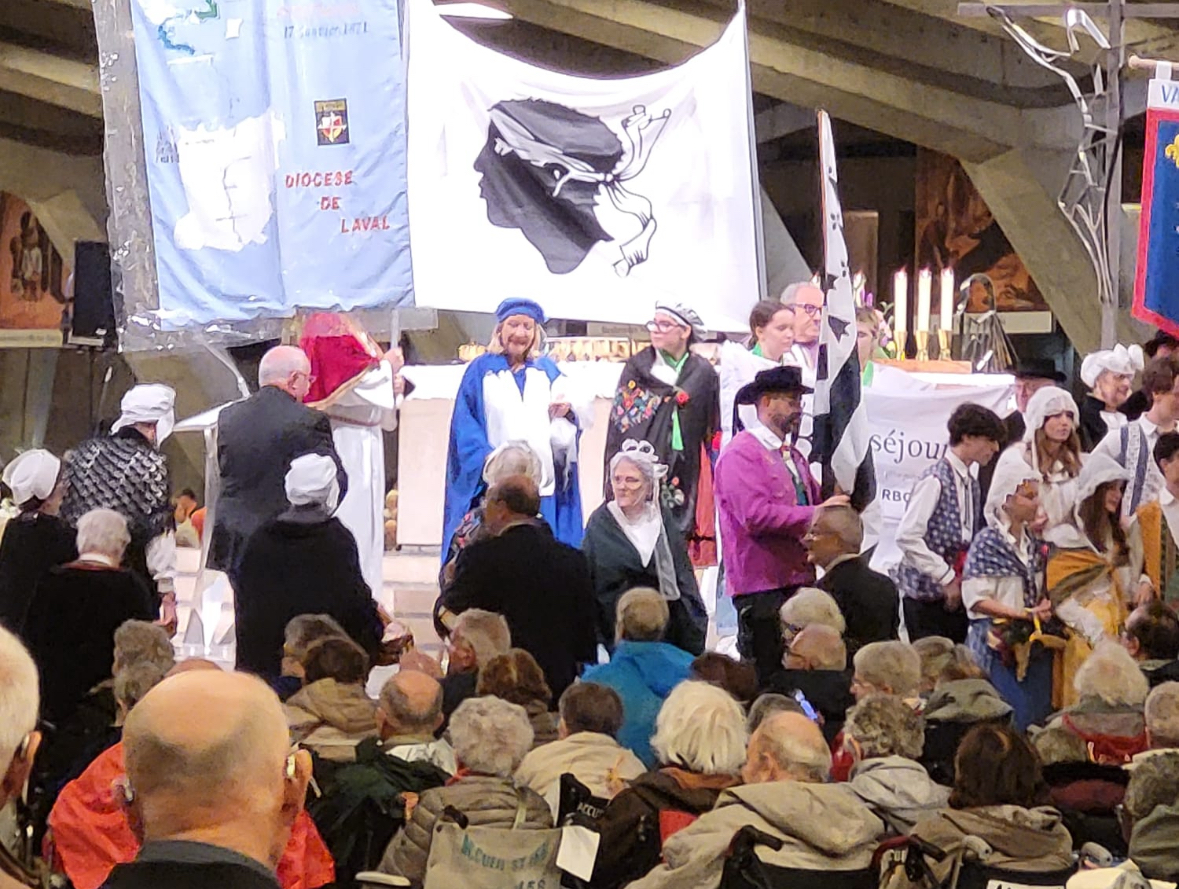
[7,563,1179,889]
[12,371,1179,889]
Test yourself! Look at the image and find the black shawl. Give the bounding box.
[581,503,707,656]
[603,347,719,563]
[59,428,173,591]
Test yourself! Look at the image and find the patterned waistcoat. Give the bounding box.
[896,457,980,601]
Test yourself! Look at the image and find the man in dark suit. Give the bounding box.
[440,475,597,699]
[805,504,898,655]
[207,345,345,574]
[104,671,313,889]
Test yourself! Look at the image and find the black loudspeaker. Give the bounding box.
[72,240,116,343]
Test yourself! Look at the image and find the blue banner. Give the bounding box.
[1134,82,1179,339]
[130,0,412,328]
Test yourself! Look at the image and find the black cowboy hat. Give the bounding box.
[735,365,812,405]
[1013,359,1066,384]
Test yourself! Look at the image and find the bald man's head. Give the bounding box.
[124,671,309,867]
[258,346,312,400]
[787,624,847,671]
[166,658,223,677]
[378,670,444,738]
[741,711,832,785]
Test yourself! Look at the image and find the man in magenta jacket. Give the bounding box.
[715,366,847,682]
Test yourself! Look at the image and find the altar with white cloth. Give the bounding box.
[394,359,1016,561]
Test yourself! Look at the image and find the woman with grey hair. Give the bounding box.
[1045,640,1150,763]
[379,696,552,884]
[582,440,707,654]
[842,693,949,834]
[21,508,156,725]
[778,586,846,649]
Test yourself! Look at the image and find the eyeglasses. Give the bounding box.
[797,304,823,317]
[646,320,687,333]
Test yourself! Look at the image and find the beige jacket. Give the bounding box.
[904,805,1073,889]
[514,731,646,809]
[284,678,378,762]
[627,780,885,889]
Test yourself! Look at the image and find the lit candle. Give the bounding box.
[893,269,908,333]
[940,268,955,332]
[917,269,932,334]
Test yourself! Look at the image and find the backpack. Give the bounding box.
[307,738,449,888]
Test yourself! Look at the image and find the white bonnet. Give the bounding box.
[1023,386,1079,441]
[1080,344,1144,389]
[284,453,340,512]
[2,449,61,506]
[1074,452,1130,505]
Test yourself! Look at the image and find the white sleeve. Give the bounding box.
[146,531,176,595]
[963,575,1023,615]
[719,342,753,440]
[549,370,595,431]
[1055,596,1108,646]
[895,476,955,585]
[325,362,400,430]
[1039,474,1079,533]
[1091,427,1120,462]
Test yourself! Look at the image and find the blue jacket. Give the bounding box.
[583,640,694,768]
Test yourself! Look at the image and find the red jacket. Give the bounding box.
[47,742,334,889]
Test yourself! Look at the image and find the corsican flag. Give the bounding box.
[404,0,761,331]
[811,110,876,509]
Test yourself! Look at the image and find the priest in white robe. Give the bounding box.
[300,313,403,599]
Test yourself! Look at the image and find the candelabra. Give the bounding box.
[937,329,952,361]
[914,330,930,361]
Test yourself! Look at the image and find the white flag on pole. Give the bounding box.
[405,0,761,331]
[813,110,876,507]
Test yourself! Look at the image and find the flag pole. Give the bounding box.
[739,0,767,298]
[815,108,833,499]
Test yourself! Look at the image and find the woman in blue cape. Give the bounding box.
[442,298,585,561]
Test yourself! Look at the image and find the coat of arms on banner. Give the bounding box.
[475,99,670,277]
[315,99,350,145]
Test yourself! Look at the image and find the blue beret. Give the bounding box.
[495,298,546,325]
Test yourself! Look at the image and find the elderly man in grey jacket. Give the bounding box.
[627,711,885,889]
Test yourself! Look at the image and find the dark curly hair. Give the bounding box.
[947,403,1005,446]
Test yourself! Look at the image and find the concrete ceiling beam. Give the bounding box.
[0,0,97,62]
[755,102,814,143]
[38,0,92,11]
[962,146,1141,353]
[497,0,1069,161]
[692,0,1075,91]
[879,0,1174,64]
[0,41,100,118]
[0,135,107,231]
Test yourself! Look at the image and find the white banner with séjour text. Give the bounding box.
[865,365,1014,572]
[404,0,761,332]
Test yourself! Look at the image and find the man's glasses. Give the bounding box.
[797,304,823,317]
